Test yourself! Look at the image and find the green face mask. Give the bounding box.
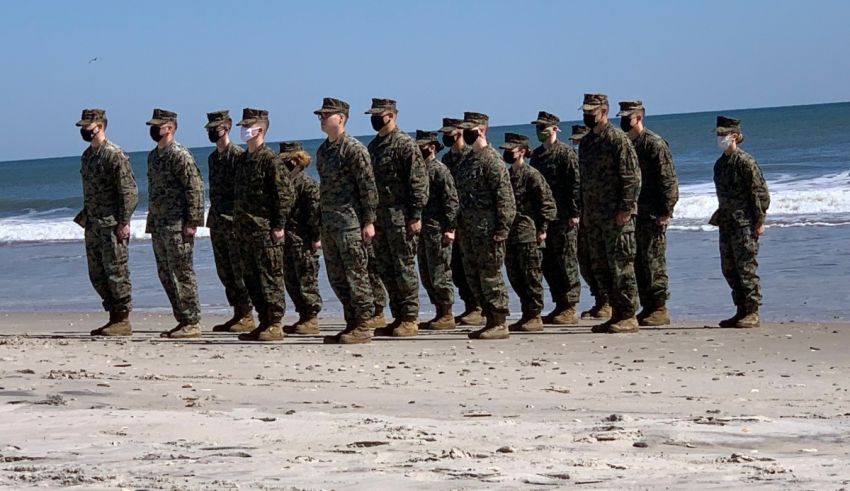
[536,128,552,142]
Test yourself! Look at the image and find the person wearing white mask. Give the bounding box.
[709,116,770,329]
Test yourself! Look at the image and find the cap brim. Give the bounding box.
[438,126,458,133]
[715,126,738,133]
[415,139,435,146]
[237,119,258,126]
[204,120,226,129]
[364,108,388,114]
[531,120,558,126]
[457,122,479,129]
[75,120,91,127]
[616,110,636,117]
[146,119,167,126]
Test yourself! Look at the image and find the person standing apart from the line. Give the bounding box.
[710,116,770,329]
[74,109,138,337]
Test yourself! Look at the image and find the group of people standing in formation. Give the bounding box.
[73,92,770,344]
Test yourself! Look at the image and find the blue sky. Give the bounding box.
[1,0,848,161]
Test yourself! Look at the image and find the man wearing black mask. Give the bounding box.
[204,110,254,334]
[438,117,483,326]
[74,109,138,336]
[364,98,429,337]
[578,94,641,334]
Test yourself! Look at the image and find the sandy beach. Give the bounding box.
[1,313,849,489]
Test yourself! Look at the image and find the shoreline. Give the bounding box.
[1,313,849,488]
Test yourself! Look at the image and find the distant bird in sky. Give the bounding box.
[88,57,100,64]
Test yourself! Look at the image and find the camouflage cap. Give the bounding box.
[616,100,645,117]
[279,141,304,158]
[146,108,177,126]
[499,132,530,150]
[457,111,489,129]
[579,93,609,111]
[204,110,232,129]
[715,115,742,133]
[569,124,589,142]
[438,117,463,133]
[313,97,350,118]
[76,108,106,127]
[237,108,269,127]
[414,130,439,146]
[531,111,560,127]
[364,98,398,114]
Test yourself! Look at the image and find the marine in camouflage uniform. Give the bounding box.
[74,109,138,337]
[455,112,517,340]
[232,108,295,342]
[710,116,770,329]
[500,133,557,332]
[313,98,379,344]
[365,98,429,337]
[278,141,323,335]
[617,101,679,326]
[438,117,483,325]
[145,109,205,338]
[414,130,459,330]
[528,112,582,325]
[366,241,387,327]
[204,110,254,334]
[578,94,641,333]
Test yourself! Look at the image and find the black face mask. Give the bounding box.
[150,125,163,143]
[80,128,96,143]
[442,134,457,148]
[419,147,433,160]
[207,128,222,143]
[619,117,633,132]
[370,114,387,132]
[462,129,479,146]
[502,150,517,164]
[583,113,597,128]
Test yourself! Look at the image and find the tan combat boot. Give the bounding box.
[591,308,619,333]
[508,312,532,331]
[258,316,285,341]
[100,311,132,336]
[582,301,612,320]
[374,316,402,337]
[393,318,419,337]
[212,305,249,332]
[457,304,486,326]
[294,314,320,335]
[469,314,510,340]
[323,322,355,344]
[735,311,760,328]
[161,323,202,339]
[552,305,578,325]
[365,304,387,329]
[90,311,116,336]
[608,316,639,333]
[719,307,744,327]
[426,304,456,330]
[339,321,373,344]
[639,305,670,326]
[513,315,544,333]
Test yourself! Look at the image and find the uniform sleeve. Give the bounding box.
[404,140,429,221]
[565,146,581,218]
[349,142,378,226]
[439,166,459,232]
[533,172,557,234]
[493,162,517,238]
[616,134,641,214]
[655,140,679,217]
[113,150,138,224]
[745,156,770,226]
[177,151,205,228]
[305,177,322,243]
[267,154,294,230]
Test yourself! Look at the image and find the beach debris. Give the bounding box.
[347,441,388,448]
[633,441,649,448]
[496,446,514,453]
[252,416,276,422]
[462,410,492,418]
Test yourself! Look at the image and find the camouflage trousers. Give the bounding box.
[367,242,386,311]
[718,223,761,312]
[578,223,607,304]
[151,231,201,324]
[283,233,322,317]
[584,217,638,318]
[238,230,285,322]
[84,225,132,312]
[505,241,544,316]
[417,225,454,306]
[542,222,581,306]
[459,231,509,322]
[635,217,670,309]
[373,212,420,320]
[322,227,374,324]
[210,221,251,307]
[451,236,477,307]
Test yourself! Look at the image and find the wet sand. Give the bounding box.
[1,312,849,489]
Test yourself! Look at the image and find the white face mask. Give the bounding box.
[717,135,734,151]
[240,126,257,143]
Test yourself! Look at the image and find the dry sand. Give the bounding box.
[1,312,849,490]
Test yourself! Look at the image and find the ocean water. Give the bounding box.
[0,103,848,322]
